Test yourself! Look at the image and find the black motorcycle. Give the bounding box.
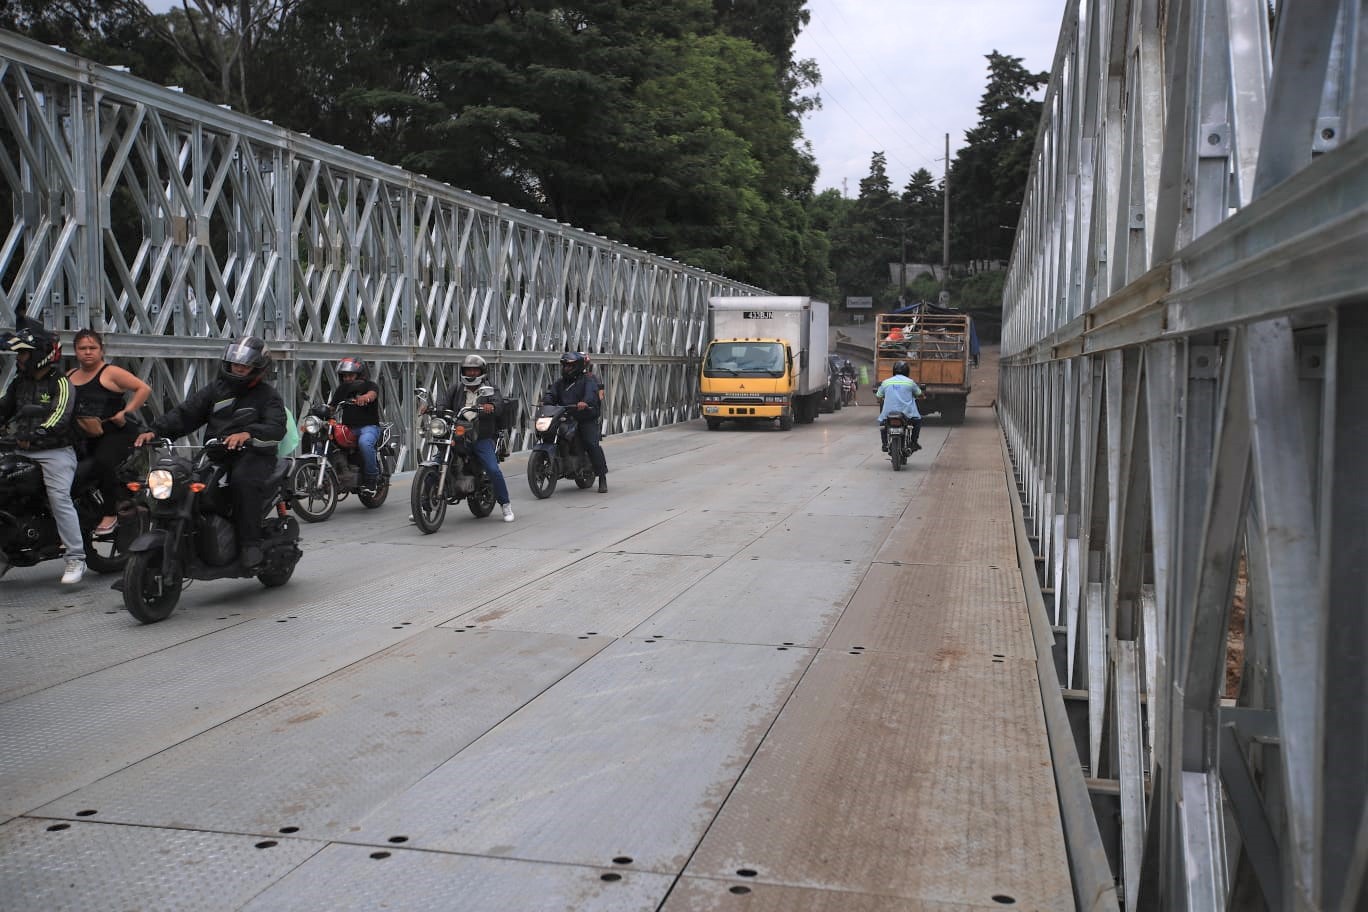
[526,403,597,499]
[290,402,398,522]
[119,409,302,624]
[0,412,142,576]
[884,411,921,471]
[409,387,500,534]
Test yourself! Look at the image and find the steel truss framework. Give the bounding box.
[1001,0,1366,909]
[0,31,762,462]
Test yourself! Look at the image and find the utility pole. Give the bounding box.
[941,133,950,297]
[899,219,908,306]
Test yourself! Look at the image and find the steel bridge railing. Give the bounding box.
[0,30,764,463]
[1000,0,1365,909]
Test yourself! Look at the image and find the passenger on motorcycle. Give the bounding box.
[876,361,924,453]
[0,321,85,583]
[545,352,608,493]
[330,357,381,494]
[441,354,515,522]
[68,329,153,535]
[134,336,287,569]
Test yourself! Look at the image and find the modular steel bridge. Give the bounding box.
[3,0,1367,907]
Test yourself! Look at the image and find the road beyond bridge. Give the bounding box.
[0,400,1071,911]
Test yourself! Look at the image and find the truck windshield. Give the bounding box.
[703,342,786,377]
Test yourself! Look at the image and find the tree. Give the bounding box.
[948,51,1047,265]
[901,168,943,267]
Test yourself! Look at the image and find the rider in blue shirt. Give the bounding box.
[875,361,924,452]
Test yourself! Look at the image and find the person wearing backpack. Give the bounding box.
[439,355,515,522]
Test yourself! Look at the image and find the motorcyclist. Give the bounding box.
[441,354,514,522]
[875,360,924,453]
[0,321,85,583]
[134,336,286,568]
[544,351,608,492]
[328,357,381,493]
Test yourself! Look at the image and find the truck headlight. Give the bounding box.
[147,469,176,500]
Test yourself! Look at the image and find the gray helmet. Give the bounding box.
[460,354,488,388]
[221,336,270,391]
[892,361,910,376]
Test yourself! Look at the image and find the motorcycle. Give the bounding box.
[118,408,303,624]
[840,373,858,406]
[526,403,597,499]
[884,411,921,471]
[409,387,501,534]
[0,405,143,576]
[290,402,398,522]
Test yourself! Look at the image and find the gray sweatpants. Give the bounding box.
[25,447,85,562]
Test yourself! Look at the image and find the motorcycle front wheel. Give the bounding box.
[123,550,183,623]
[291,462,338,523]
[527,451,557,499]
[410,465,447,534]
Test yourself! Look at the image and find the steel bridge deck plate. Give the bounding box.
[663,876,996,911]
[456,551,721,637]
[240,843,675,911]
[0,617,418,817]
[739,513,895,564]
[642,556,867,647]
[874,469,1018,566]
[681,648,1072,910]
[827,562,1036,660]
[0,817,321,912]
[613,509,784,557]
[32,628,606,838]
[348,637,811,872]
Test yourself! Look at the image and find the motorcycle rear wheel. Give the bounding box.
[527,451,557,499]
[291,463,338,523]
[468,478,496,518]
[574,467,595,489]
[258,560,297,588]
[123,550,183,623]
[410,465,447,534]
[890,441,905,471]
[358,481,389,508]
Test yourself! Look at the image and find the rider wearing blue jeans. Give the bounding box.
[441,354,514,522]
[876,360,924,452]
[330,358,381,493]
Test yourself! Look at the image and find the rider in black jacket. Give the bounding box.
[544,351,608,492]
[135,337,286,568]
[440,354,514,522]
[0,321,86,583]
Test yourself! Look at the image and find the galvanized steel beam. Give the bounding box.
[1000,0,1366,907]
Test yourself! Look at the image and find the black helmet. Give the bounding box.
[337,357,367,379]
[892,361,910,377]
[560,351,585,381]
[460,354,488,388]
[221,336,270,391]
[3,323,61,378]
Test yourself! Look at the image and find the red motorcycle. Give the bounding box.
[289,402,398,522]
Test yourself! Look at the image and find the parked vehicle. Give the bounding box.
[526,403,597,499]
[884,411,919,471]
[700,297,830,431]
[0,415,142,576]
[874,305,976,424]
[290,403,398,522]
[119,413,302,624]
[409,387,498,534]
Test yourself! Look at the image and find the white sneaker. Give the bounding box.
[60,559,86,585]
[500,503,515,523]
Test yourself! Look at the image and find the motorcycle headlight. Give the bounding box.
[535,416,553,432]
[300,415,324,435]
[427,417,450,438]
[147,468,176,500]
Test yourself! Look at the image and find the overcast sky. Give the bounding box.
[792,0,1064,197]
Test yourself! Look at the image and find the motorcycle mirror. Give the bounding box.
[476,385,494,398]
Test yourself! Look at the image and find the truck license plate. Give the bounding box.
[703,406,719,415]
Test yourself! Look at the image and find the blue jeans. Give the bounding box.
[355,425,380,479]
[473,437,510,505]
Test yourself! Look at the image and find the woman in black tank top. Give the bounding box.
[67,330,152,533]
